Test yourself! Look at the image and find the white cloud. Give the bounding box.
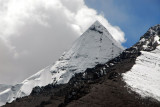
[0,0,126,84]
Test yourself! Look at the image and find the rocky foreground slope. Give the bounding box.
[3,24,160,107]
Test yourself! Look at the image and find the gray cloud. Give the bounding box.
[0,0,125,85]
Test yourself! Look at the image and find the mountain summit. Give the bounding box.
[0,21,123,106]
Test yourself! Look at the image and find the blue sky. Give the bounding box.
[85,0,160,48]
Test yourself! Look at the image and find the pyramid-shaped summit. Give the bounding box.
[0,21,124,106]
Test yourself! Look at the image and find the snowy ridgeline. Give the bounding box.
[0,21,123,106]
[123,25,160,102]
[123,45,160,101]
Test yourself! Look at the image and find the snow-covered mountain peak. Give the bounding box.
[88,21,123,49]
[88,21,112,39]
[0,21,123,106]
[89,20,105,31]
[150,24,160,31]
[132,24,160,51]
[141,24,160,39]
[90,20,101,26]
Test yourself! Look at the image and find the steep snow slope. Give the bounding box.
[123,46,160,101]
[0,21,123,106]
[123,24,160,102]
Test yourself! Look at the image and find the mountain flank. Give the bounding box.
[0,21,123,106]
[3,24,160,107]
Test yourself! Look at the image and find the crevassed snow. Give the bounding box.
[123,45,160,101]
[0,21,123,106]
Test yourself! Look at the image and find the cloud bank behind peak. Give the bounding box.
[0,0,125,84]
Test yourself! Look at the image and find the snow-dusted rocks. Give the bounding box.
[134,24,160,51]
[0,21,123,106]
